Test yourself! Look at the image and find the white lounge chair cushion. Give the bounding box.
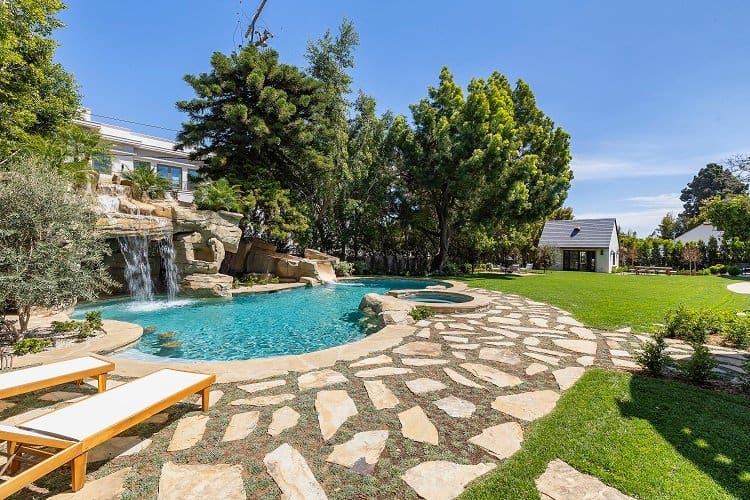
[0,356,110,393]
[18,369,211,441]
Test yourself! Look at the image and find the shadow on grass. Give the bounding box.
[618,375,750,499]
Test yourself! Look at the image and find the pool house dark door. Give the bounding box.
[562,250,596,271]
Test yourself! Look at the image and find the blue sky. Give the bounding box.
[54,1,750,236]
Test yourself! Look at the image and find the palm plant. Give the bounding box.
[122,166,170,200]
[192,178,244,212]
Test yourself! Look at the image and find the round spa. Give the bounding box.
[397,291,473,304]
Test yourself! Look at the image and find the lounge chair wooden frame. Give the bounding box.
[0,369,215,497]
[0,355,114,399]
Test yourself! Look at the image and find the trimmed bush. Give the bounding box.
[679,343,717,383]
[84,310,103,330]
[722,314,750,348]
[51,320,79,333]
[634,333,672,375]
[334,261,354,277]
[709,264,727,275]
[409,306,434,321]
[727,265,742,276]
[663,305,717,344]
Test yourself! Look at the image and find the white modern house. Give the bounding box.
[537,218,620,273]
[674,222,724,244]
[74,109,202,203]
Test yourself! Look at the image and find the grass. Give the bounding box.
[460,272,750,332]
[462,369,750,500]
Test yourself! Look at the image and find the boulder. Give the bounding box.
[181,273,234,298]
[172,206,242,253]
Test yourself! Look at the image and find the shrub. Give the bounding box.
[84,310,103,330]
[13,338,52,355]
[739,360,750,392]
[634,333,672,375]
[353,260,368,275]
[76,322,95,338]
[334,261,354,277]
[727,265,742,276]
[611,265,629,274]
[192,178,244,212]
[709,264,727,275]
[679,343,717,383]
[409,306,434,321]
[663,305,717,344]
[51,320,79,333]
[122,165,170,200]
[721,314,750,348]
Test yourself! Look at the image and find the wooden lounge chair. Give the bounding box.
[0,356,114,399]
[0,368,215,496]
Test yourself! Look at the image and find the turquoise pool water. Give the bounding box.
[73,278,445,361]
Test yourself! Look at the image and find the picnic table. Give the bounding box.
[633,266,673,275]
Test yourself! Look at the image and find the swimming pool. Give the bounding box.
[73,278,446,361]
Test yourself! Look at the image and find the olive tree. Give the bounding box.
[0,157,115,337]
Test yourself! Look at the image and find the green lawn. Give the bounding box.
[460,272,750,332]
[462,369,750,499]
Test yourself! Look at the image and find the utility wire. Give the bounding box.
[89,113,181,133]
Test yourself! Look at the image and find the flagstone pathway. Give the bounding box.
[4,287,748,499]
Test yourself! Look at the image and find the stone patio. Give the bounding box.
[3,287,747,499]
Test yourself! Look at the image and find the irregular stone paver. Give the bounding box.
[434,322,445,330]
[450,343,481,350]
[401,461,496,500]
[264,444,327,499]
[553,367,586,390]
[612,357,639,369]
[443,335,468,343]
[363,380,399,409]
[488,316,521,325]
[460,363,522,388]
[297,369,348,390]
[89,436,151,462]
[523,337,541,346]
[158,462,246,500]
[268,406,300,436]
[50,467,131,500]
[553,339,598,355]
[452,351,467,360]
[434,396,476,418]
[232,393,295,407]
[416,329,431,339]
[354,367,413,378]
[443,367,485,389]
[529,317,549,328]
[406,377,448,395]
[557,315,583,326]
[39,391,85,402]
[315,390,358,441]
[528,346,570,357]
[167,414,209,451]
[570,326,597,340]
[523,352,560,365]
[349,354,392,367]
[191,390,223,409]
[577,355,595,366]
[536,459,635,500]
[449,323,475,331]
[238,379,286,394]
[610,349,632,358]
[398,406,439,444]
[393,341,442,357]
[484,341,516,347]
[469,421,524,459]
[401,358,449,366]
[478,347,522,365]
[482,326,520,338]
[146,413,169,425]
[525,363,548,375]
[326,430,389,474]
[492,390,560,421]
[222,411,260,442]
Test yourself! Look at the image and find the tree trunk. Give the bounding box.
[17,305,30,340]
[430,206,450,272]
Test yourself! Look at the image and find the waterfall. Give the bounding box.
[118,236,154,301]
[97,195,120,214]
[158,235,180,299]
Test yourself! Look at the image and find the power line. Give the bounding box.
[89,113,181,133]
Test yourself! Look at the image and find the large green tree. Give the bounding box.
[0,0,80,158]
[176,44,329,243]
[701,194,750,241]
[0,157,114,336]
[679,163,746,224]
[392,68,572,271]
[304,19,359,250]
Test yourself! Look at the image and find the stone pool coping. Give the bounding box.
[385,288,490,313]
[14,279,473,382]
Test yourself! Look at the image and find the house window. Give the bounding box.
[92,155,110,173]
[133,160,151,171]
[157,164,183,189]
[187,169,202,190]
